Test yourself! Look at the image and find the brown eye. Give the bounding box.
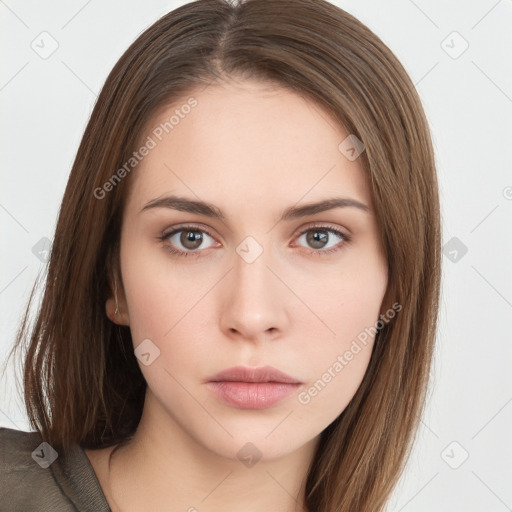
[305,230,329,249]
[180,230,204,250]
[296,226,348,253]
[161,226,217,256]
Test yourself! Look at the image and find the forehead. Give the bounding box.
[125,78,372,215]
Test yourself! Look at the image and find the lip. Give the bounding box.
[207,365,302,384]
[206,366,303,409]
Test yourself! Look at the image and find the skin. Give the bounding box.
[85,76,388,512]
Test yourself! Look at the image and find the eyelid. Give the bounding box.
[161,222,218,240]
[293,221,349,238]
[162,221,349,239]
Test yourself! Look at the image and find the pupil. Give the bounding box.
[182,230,202,249]
[308,230,327,249]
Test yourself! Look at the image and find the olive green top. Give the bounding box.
[0,427,111,511]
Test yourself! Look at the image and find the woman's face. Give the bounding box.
[115,77,388,461]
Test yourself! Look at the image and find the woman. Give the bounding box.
[1,0,441,510]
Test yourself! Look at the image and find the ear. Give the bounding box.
[105,279,130,326]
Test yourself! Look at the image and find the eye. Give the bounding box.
[159,225,218,257]
[159,223,350,259]
[294,224,350,256]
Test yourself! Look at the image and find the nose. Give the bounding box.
[219,243,289,344]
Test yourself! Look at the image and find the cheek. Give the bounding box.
[295,249,387,346]
[295,345,373,427]
[120,238,194,339]
[120,240,224,377]
[120,248,207,405]
[292,277,384,424]
[291,253,387,418]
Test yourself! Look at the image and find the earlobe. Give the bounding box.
[105,296,116,322]
[106,296,130,325]
[105,277,130,325]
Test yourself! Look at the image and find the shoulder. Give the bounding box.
[1,426,47,464]
[0,426,64,509]
[0,426,110,511]
[0,426,51,475]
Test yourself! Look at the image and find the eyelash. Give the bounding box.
[158,223,351,258]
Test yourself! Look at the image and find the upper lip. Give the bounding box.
[207,365,302,384]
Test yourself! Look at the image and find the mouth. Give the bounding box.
[205,365,303,409]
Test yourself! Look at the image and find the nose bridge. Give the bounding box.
[220,235,287,340]
[234,238,270,292]
[232,235,276,309]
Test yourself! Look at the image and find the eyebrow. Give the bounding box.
[140,195,369,221]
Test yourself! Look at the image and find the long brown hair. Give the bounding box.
[7,1,441,510]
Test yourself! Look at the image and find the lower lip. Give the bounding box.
[207,381,301,409]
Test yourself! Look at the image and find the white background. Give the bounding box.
[1,1,511,511]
